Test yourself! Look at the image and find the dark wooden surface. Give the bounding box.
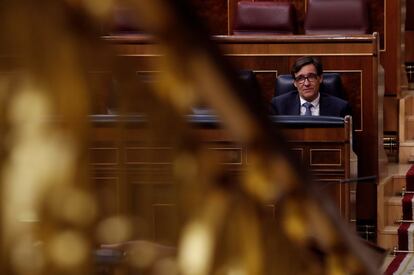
[90,115,354,245]
[380,0,401,97]
[186,0,400,132]
[96,34,382,223]
[104,0,400,133]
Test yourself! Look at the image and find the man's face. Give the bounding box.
[293,64,323,102]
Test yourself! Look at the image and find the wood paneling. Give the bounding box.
[94,177,118,218]
[101,34,381,222]
[405,31,414,61]
[370,0,385,48]
[310,149,342,166]
[380,0,402,96]
[88,72,113,114]
[90,116,354,244]
[338,72,362,130]
[189,0,400,104]
[384,96,399,132]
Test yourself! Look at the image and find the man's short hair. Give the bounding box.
[290,56,323,78]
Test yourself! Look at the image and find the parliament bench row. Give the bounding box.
[109,0,370,36]
[98,33,381,229]
[90,114,356,245]
[232,0,370,35]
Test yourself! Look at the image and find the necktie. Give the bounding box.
[303,102,313,116]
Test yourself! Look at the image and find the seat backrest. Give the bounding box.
[233,1,296,35]
[192,70,264,114]
[109,5,143,33]
[275,73,346,99]
[304,0,370,34]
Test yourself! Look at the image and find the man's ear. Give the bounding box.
[319,74,323,84]
[293,81,297,88]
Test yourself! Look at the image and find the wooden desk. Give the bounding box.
[90,115,355,244]
[97,34,381,225]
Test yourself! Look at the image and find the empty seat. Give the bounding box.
[109,5,143,33]
[192,70,264,115]
[233,1,296,35]
[304,0,370,34]
[275,73,346,100]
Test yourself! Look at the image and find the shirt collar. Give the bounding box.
[299,93,320,107]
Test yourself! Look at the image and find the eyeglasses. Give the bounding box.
[294,73,319,84]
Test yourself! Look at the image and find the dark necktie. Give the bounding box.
[303,102,313,116]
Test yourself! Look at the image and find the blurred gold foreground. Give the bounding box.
[0,1,380,274]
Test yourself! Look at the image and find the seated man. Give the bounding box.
[270,56,351,117]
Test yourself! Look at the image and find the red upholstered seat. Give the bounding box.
[304,0,370,35]
[233,1,296,35]
[110,5,143,33]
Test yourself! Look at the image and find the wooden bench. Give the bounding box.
[90,114,355,244]
[96,34,383,226]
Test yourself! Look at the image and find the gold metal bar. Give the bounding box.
[401,187,414,195]
[393,247,414,254]
[395,220,414,223]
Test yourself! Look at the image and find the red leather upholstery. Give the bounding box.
[304,0,370,34]
[110,5,142,33]
[233,1,296,35]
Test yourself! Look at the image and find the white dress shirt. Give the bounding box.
[299,94,320,116]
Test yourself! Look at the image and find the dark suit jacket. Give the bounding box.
[270,91,352,117]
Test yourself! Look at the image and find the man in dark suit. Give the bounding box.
[270,56,351,117]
